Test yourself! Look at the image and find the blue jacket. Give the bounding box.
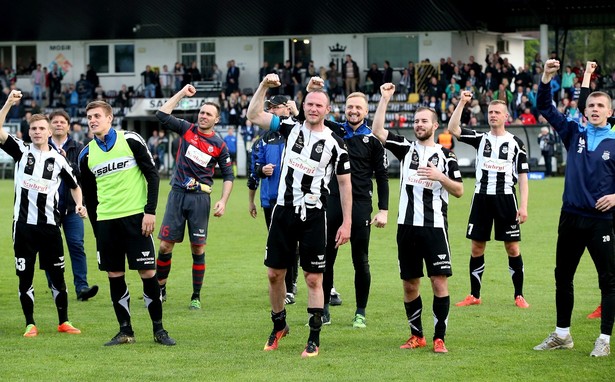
[537,82,615,219]
[247,115,292,208]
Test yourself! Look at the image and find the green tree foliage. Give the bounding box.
[525,29,615,79]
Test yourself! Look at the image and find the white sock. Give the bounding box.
[598,334,610,343]
[555,327,570,338]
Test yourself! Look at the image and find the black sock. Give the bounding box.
[142,276,163,333]
[109,275,132,333]
[470,255,485,298]
[18,275,35,326]
[433,296,450,341]
[509,255,524,297]
[156,251,172,281]
[404,296,423,338]
[307,307,323,346]
[271,309,287,332]
[48,270,68,324]
[192,253,205,300]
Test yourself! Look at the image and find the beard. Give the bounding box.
[415,131,433,141]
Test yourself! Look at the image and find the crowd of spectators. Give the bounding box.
[3,52,615,165]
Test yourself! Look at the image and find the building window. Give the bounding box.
[367,36,418,69]
[0,45,37,75]
[115,44,134,73]
[88,43,135,74]
[180,41,216,80]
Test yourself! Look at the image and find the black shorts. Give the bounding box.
[397,224,453,279]
[158,189,211,245]
[97,213,156,272]
[467,193,520,242]
[265,205,326,273]
[13,221,64,275]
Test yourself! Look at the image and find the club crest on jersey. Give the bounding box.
[501,145,508,155]
[483,140,492,156]
[411,149,419,166]
[363,136,369,143]
[603,151,610,161]
[47,163,54,172]
[577,137,585,153]
[293,133,305,151]
[208,146,213,153]
[27,156,35,166]
[430,156,439,167]
[315,143,324,154]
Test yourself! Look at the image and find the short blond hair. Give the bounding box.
[29,113,50,125]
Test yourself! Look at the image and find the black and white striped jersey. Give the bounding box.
[458,127,529,195]
[276,121,351,210]
[0,135,78,226]
[385,131,462,228]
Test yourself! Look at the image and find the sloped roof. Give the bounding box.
[4,0,615,42]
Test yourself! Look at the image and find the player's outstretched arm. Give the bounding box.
[159,84,196,115]
[448,90,472,139]
[247,73,281,129]
[0,90,22,144]
[541,59,560,84]
[371,83,395,144]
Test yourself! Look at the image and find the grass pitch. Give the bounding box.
[0,176,612,381]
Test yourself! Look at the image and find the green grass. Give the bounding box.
[0,177,612,381]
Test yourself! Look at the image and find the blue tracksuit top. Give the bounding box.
[537,81,615,219]
[247,115,291,208]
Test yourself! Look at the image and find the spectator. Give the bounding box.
[147,130,159,164]
[30,64,44,103]
[153,67,162,98]
[537,126,555,176]
[48,64,63,107]
[184,61,201,86]
[382,60,393,84]
[115,84,132,112]
[157,129,168,171]
[141,65,157,98]
[519,107,537,125]
[159,64,173,98]
[259,61,271,83]
[445,77,460,100]
[241,119,259,152]
[399,69,412,95]
[76,74,91,107]
[85,64,99,89]
[561,65,576,100]
[211,64,223,83]
[436,125,455,151]
[71,122,85,144]
[224,126,238,174]
[326,62,342,99]
[20,111,32,143]
[173,62,184,92]
[342,54,360,95]
[66,84,80,118]
[226,59,240,96]
[280,60,293,97]
[292,61,303,97]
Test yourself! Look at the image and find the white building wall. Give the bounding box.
[418,32,452,63]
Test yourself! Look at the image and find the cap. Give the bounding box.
[265,95,289,108]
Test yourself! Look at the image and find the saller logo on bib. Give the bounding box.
[92,157,136,177]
